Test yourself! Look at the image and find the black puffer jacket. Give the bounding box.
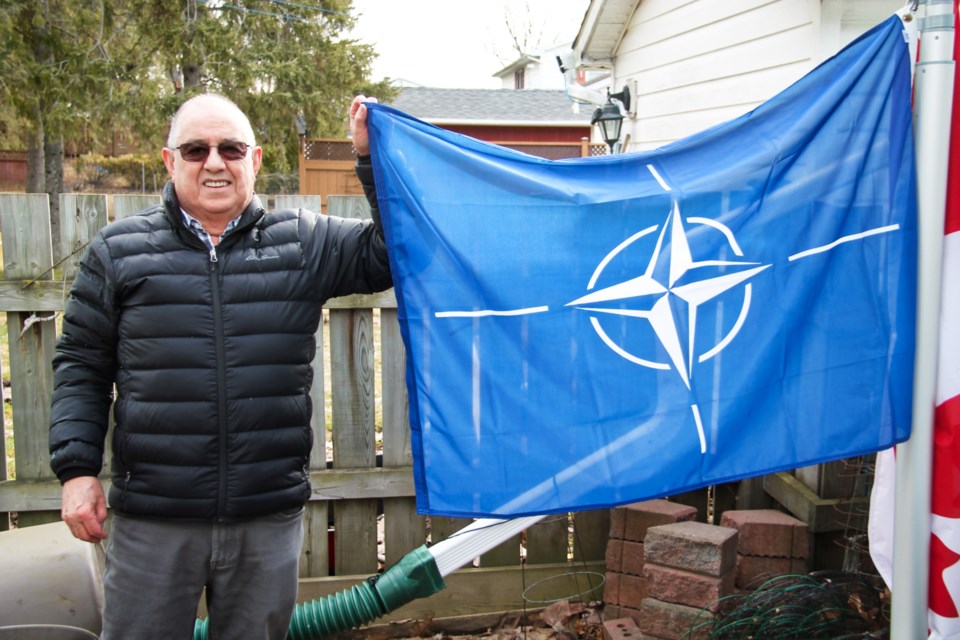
[49,160,391,521]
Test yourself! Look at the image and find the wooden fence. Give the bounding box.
[0,192,608,623]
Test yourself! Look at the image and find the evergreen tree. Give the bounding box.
[126,0,394,177]
[0,0,394,247]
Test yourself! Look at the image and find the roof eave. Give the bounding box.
[573,0,640,66]
[493,55,541,78]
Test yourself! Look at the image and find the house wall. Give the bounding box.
[498,42,574,90]
[446,124,592,143]
[0,150,27,190]
[615,0,904,152]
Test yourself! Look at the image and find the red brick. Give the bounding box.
[621,540,644,576]
[604,571,621,605]
[719,509,811,558]
[610,507,627,540]
[602,617,641,640]
[644,522,738,576]
[621,500,697,542]
[616,605,642,626]
[637,598,713,640]
[606,539,624,572]
[735,554,811,590]
[618,573,647,609]
[601,604,621,621]
[643,564,734,611]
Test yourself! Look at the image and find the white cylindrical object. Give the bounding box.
[427,516,545,577]
[891,1,955,638]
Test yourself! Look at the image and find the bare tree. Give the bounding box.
[501,1,540,62]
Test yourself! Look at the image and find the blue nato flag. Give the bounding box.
[367,15,917,518]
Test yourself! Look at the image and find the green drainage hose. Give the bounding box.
[192,544,446,640]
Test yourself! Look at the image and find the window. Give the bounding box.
[514,68,525,90]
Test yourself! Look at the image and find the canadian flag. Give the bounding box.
[928,0,960,630]
[869,4,960,637]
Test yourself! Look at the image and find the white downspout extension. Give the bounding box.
[427,516,546,577]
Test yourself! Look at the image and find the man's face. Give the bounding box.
[162,100,262,221]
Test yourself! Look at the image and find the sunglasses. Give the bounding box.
[171,141,252,162]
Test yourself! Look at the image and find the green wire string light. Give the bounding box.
[684,572,888,639]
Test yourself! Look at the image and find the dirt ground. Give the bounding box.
[333,601,605,640]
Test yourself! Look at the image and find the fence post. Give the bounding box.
[0,334,6,531]
[0,194,60,527]
[327,195,380,577]
[380,308,425,567]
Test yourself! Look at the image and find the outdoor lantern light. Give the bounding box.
[591,85,631,153]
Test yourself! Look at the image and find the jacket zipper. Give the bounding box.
[209,254,227,519]
[121,471,131,509]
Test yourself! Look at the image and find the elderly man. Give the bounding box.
[49,93,388,639]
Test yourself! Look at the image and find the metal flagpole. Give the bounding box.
[892,0,956,637]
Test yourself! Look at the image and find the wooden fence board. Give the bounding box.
[0,194,52,279]
[0,336,6,531]
[327,194,372,221]
[0,193,63,528]
[59,194,108,278]
[481,534,523,568]
[297,561,606,621]
[431,516,471,546]
[300,501,331,579]
[112,194,161,220]
[274,194,322,214]
[0,194,59,527]
[0,280,75,312]
[526,514,570,565]
[330,196,379,577]
[331,307,379,576]
[572,510,610,562]
[380,308,425,566]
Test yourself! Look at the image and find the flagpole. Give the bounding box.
[891,1,955,637]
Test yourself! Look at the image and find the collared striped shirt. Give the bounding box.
[181,210,241,260]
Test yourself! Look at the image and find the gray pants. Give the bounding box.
[101,509,303,640]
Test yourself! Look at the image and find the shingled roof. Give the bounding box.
[387,87,594,126]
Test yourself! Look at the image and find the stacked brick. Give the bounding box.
[603,499,697,622]
[719,509,812,590]
[602,503,815,637]
[636,521,738,639]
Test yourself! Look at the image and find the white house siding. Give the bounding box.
[497,43,587,90]
[616,0,904,152]
[819,0,906,58]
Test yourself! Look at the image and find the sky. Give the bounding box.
[349,0,592,89]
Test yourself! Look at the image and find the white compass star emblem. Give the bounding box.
[566,201,770,388]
